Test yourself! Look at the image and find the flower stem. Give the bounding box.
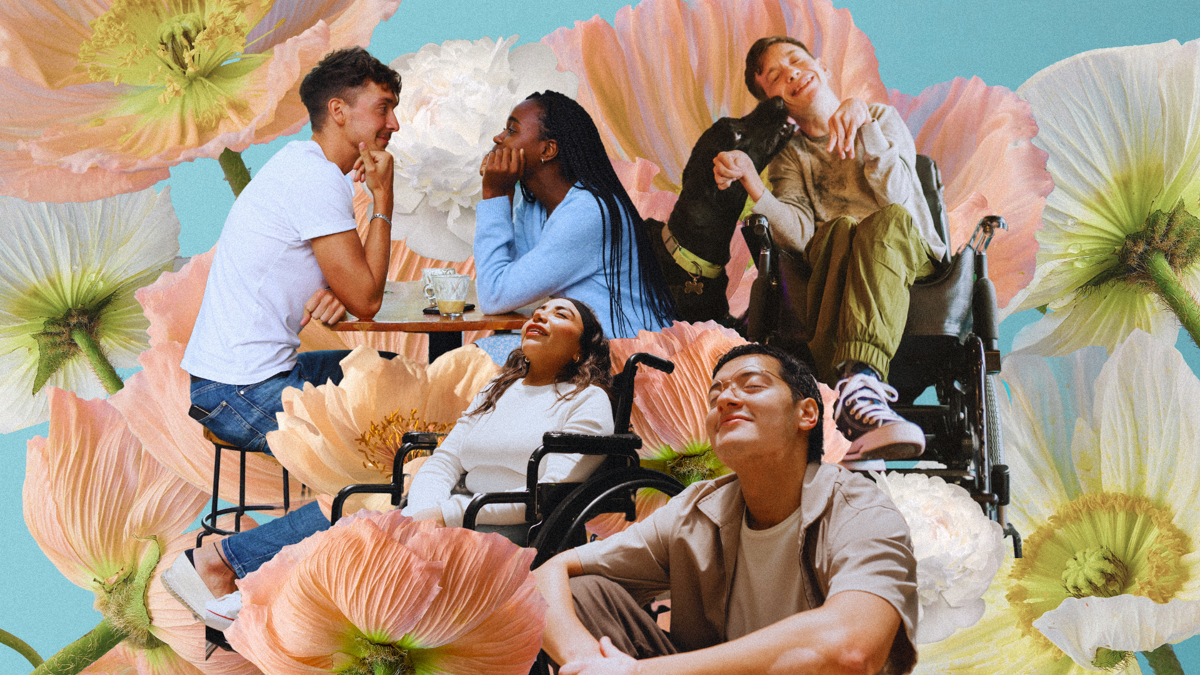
[1146,251,1200,347]
[219,148,251,198]
[0,628,42,668]
[1143,643,1185,675]
[30,618,126,675]
[69,329,122,394]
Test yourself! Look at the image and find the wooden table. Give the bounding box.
[334,281,535,361]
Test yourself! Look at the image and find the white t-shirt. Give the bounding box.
[725,504,805,640]
[182,141,358,384]
[402,380,613,528]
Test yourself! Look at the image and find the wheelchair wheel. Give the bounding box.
[530,468,684,568]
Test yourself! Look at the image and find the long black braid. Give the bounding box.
[521,91,678,335]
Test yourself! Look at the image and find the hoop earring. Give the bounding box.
[572,354,580,363]
[523,356,530,366]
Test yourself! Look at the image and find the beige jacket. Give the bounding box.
[576,462,919,673]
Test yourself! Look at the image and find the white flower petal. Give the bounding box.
[0,188,178,431]
[508,42,579,99]
[1157,39,1200,211]
[385,37,575,261]
[872,472,1005,642]
[1010,284,1181,358]
[917,594,986,645]
[1087,331,1200,514]
[1033,595,1200,671]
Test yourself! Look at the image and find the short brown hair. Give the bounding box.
[744,36,814,100]
[300,47,401,131]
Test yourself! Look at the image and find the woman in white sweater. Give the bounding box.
[166,297,615,640]
[402,296,614,539]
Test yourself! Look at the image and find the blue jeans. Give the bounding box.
[221,502,331,577]
[219,506,528,577]
[189,350,351,455]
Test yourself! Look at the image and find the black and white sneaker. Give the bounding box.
[833,373,925,460]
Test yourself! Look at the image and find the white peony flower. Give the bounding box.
[386,37,579,261]
[873,471,1006,643]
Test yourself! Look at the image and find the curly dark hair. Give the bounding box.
[300,47,401,131]
[468,298,613,418]
[744,36,814,100]
[712,342,824,463]
[520,91,678,335]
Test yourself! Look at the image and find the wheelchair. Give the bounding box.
[330,351,688,568]
[742,154,1021,556]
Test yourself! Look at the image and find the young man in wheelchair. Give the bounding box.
[713,36,947,461]
[534,343,919,675]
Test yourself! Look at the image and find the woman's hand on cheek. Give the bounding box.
[481,147,526,200]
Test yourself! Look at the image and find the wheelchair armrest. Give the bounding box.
[540,432,643,456]
[462,491,529,531]
[392,434,444,483]
[331,483,403,524]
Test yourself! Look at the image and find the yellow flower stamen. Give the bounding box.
[77,0,270,132]
[1006,492,1191,654]
[355,409,454,478]
[1062,546,1129,598]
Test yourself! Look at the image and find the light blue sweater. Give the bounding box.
[474,186,669,339]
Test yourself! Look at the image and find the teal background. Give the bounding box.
[3,0,1200,671]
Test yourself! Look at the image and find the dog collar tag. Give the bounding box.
[684,280,704,294]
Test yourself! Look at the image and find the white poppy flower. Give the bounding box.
[0,189,179,432]
[1010,39,1200,356]
[914,330,1200,674]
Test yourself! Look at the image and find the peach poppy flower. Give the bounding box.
[24,388,213,674]
[546,0,1050,310]
[266,345,499,513]
[226,510,545,675]
[890,79,1053,309]
[0,0,400,202]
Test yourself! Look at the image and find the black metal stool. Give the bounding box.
[188,405,295,547]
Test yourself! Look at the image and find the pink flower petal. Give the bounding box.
[889,78,1052,309]
[612,157,678,222]
[403,527,539,647]
[137,248,215,348]
[23,388,206,592]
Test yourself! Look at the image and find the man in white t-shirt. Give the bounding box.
[182,46,399,455]
[534,343,919,675]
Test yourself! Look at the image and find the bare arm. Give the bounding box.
[533,550,605,666]
[311,142,393,320]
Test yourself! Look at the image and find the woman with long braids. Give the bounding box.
[476,90,677,338]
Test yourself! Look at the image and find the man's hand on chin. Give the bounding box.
[560,637,641,675]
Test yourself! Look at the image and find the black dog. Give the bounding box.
[647,96,797,324]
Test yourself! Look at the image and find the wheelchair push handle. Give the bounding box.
[623,352,674,376]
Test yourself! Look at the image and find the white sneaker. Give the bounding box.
[205,591,242,632]
[833,373,925,460]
